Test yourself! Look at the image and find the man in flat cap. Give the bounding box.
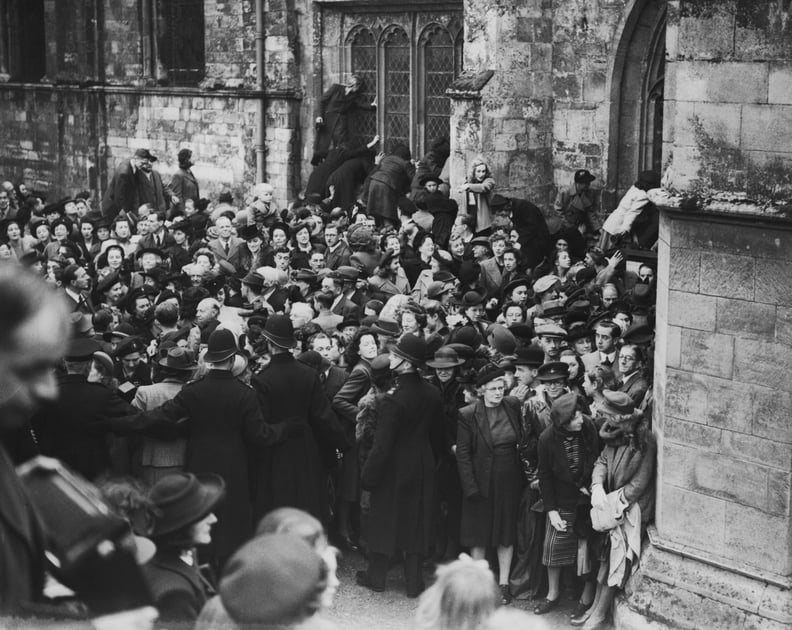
[552,169,598,259]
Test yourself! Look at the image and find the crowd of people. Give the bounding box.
[0,132,662,630]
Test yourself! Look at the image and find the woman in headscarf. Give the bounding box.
[535,392,599,616]
[578,391,656,629]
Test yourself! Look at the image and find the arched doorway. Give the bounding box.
[608,0,667,199]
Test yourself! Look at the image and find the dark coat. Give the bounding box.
[121,370,286,568]
[332,360,372,435]
[366,156,415,222]
[144,551,207,621]
[456,397,524,499]
[360,372,444,556]
[324,241,352,270]
[306,145,373,198]
[0,443,46,616]
[134,169,173,214]
[537,418,599,513]
[251,353,348,524]
[169,167,200,216]
[101,159,137,220]
[327,152,376,210]
[31,374,135,481]
[619,372,650,406]
[510,198,553,269]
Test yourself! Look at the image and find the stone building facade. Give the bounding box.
[0,0,790,626]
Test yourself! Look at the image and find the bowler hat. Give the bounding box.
[133,148,158,162]
[450,325,483,350]
[426,346,465,369]
[148,473,225,538]
[537,361,569,382]
[574,169,595,183]
[433,270,456,284]
[157,347,197,372]
[260,314,296,349]
[390,333,426,366]
[204,327,239,362]
[514,345,544,367]
[601,390,636,416]
[220,533,324,625]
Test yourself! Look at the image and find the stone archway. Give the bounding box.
[608,0,667,199]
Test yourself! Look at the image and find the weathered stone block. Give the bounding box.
[776,306,792,345]
[734,337,792,393]
[724,503,790,576]
[754,258,792,307]
[679,329,734,379]
[668,290,716,331]
[768,63,792,105]
[665,417,721,451]
[715,298,775,338]
[663,369,708,424]
[657,485,726,554]
[741,104,792,151]
[667,324,682,368]
[699,252,755,300]
[668,247,700,292]
[669,218,792,259]
[676,102,743,148]
[674,61,768,104]
[752,387,792,444]
[721,430,790,471]
[766,470,791,516]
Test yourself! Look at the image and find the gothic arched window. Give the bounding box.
[382,27,410,152]
[348,26,377,146]
[419,25,455,151]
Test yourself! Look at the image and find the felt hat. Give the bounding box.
[65,337,101,361]
[450,325,483,350]
[574,169,595,183]
[148,473,225,538]
[335,265,360,282]
[469,236,491,250]
[297,350,330,373]
[489,194,510,209]
[157,347,197,372]
[566,322,593,342]
[260,314,297,349]
[508,323,534,341]
[623,323,654,345]
[370,353,392,379]
[601,390,636,416]
[336,318,361,332]
[475,364,506,387]
[426,346,465,369]
[220,533,324,625]
[135,246,167,260]
[537,361,570,382]
[419,174,442,187]
[433,270,456,283]
[461,290,485,307]
[535,322,568,338]
[390,333,426,366]
[370,318,400,337]
[533,275,561,295]
[514,345,544,367]
[204,328,239,362]
[70,312,94,337]
[489,324,516,355]
[241,271,265,290]
[550,392,579,426]
[133,148,158,162]
[503,276,531,298]
[426,281,451,300]
[237,225,260,241]
[96,271,124,294]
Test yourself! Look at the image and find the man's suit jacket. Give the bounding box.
[169,168,200,216]
[324,241,351,270]
[135,169,172,214]
[64,289,95,315]
[331,294,360,320]
[619,372,649,406]
[137,230,176,252]
[479,256,504,300]
[207,236,244,274]
[582,350,621,378]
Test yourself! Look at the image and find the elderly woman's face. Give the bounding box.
[480,377,505,407]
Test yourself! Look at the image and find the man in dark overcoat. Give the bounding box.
[31,338,136,481]
[357,334,444,598]
[251,315,348,525]
[168,148,200,217]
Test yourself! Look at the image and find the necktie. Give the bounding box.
[224,242,230,255]
[602,355,612,367]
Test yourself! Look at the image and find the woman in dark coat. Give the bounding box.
[358,334,444,598]
[331,327,380,551]
[535,391,599,615]
[581,391,656,629]
[365,144,415,228]
[456,365,524,604]
[146,472,224,623]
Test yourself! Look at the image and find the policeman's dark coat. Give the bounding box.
[360,372,444,556]
[251,352,348,524]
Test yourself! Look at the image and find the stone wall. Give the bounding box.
[664,0,792,202]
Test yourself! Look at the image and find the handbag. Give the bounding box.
[590,490,627,532]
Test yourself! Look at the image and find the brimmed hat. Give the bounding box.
[419,174,442,187]
[133,148,158,162]
[241,271,265,290]
[204,328,239,363]
[157,347,197,372]
[390,333,426,366]
[601,390,636,416]
[92,350,115,375]
[566,322,593,342]
[135,246,167,260]
[148,473,225,538]
[514,345,544,367]
[70,312,94,337]
[336,318,361,332]
[537,361,569,382]
[450,325,483,349]
[220,533,324,625]
[535,322,567,338]
[426,346,465,369]
[426,281,451,300]
[623,323,654,345]
[237,225,260,241]
[114,336,146,358]
[371,318,400,337]
[298,349,330,373]
[66,337,101,361]
[550,392,578,426]
[469,236,491,250]
[261,314,297,349]
[335,265,360,282]
[476,364,506,387]
[461,291,485,307]
[370,353,391,379]
[96,271,124,294]
[574,169,595,183]
[503,276,531,298]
